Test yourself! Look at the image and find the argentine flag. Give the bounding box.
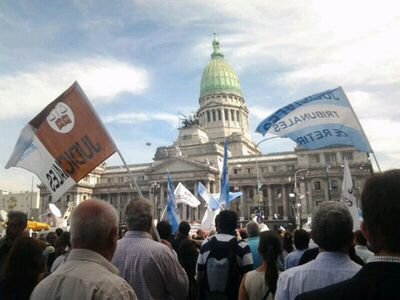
[256,87,372,153]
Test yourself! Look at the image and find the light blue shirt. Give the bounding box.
[284,249,307,270]
[246,236,261,268]
[275,251,361,300]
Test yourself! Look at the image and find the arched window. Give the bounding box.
[207,111,210,122]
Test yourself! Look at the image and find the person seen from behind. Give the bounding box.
[0,237,46,300]
[297,169,400,300]
[285,229,310,270]
[239,231,282,300]
[275,201,361,300]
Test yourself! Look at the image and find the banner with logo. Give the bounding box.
[256,87,372,152]
[6,82,116,201]
[174,182,201,208]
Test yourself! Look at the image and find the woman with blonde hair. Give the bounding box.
[239,231,282,300]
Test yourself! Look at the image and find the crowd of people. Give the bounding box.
[0,169,399,299]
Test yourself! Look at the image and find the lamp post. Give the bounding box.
[255,136,279,215]
[325,164,331,201]
[293,168,309,229]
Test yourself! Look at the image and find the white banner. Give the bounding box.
[341,158,361,231]
[174,182,201,208]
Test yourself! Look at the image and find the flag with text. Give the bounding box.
[5,82,116,202]
[256,87,372,152]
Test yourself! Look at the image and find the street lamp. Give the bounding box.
[292,168,309,229]
[325,164,331,201]
[255,136,279,215]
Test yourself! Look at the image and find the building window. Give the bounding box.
[314,181,321,190]
[330,179,338,190]
[206,111,210,122]
[325,153,337,164]
[236,110,240,122]
[247,168,251,174]
[212,110,216,122]
[234,169,238,174]
[217,109,221,121]
[224,109,229,121]
[310,154,320,163]
[342,151,353,161]
[249,189,254,198]
[231,110,235,121]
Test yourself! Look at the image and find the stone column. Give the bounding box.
[307,181,313,214]
[239,186,246,219]
[282,184,288,220]
[160,183,165,219]
[117,193,121,220]
[267,185,273,219]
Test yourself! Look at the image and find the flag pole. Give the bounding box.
[116,149,143,197]
[340,87,382,172]
[116,149,161,241]
[160,206,167,220]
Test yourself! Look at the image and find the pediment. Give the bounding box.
[146,157,217,176]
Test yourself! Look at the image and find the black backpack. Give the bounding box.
[204,237,240,300]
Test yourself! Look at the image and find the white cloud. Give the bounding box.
[248,106,275,121]
[104,112,178,127]
[0,57,149,120]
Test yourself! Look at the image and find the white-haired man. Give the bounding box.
[31,199,137,300]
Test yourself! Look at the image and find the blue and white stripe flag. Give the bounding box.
[256,87,372,153]
[197,182,221,211]
[220,139,230,208]
[166,176,180,234]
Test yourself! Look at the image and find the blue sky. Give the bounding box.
[1,0,399,192]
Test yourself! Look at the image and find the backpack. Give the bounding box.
[204,236,240,300]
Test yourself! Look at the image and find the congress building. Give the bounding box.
[38,37,373,229]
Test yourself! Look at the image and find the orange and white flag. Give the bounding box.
[6,82,116,201]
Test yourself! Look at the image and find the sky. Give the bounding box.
[1,0,399,192]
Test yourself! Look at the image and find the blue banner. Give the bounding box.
[220,139,230,208]
[255,87,372,153]
[166,176,180,234]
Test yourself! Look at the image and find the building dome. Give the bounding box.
[200,36,243,99]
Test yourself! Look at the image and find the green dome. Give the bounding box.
[200,36,243,99]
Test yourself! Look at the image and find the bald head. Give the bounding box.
[70,199,119,259]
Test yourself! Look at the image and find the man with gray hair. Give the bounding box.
[246,221,261,268]
[275,201,361,300]
[31,199,137,300]
[112,198,188,300]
